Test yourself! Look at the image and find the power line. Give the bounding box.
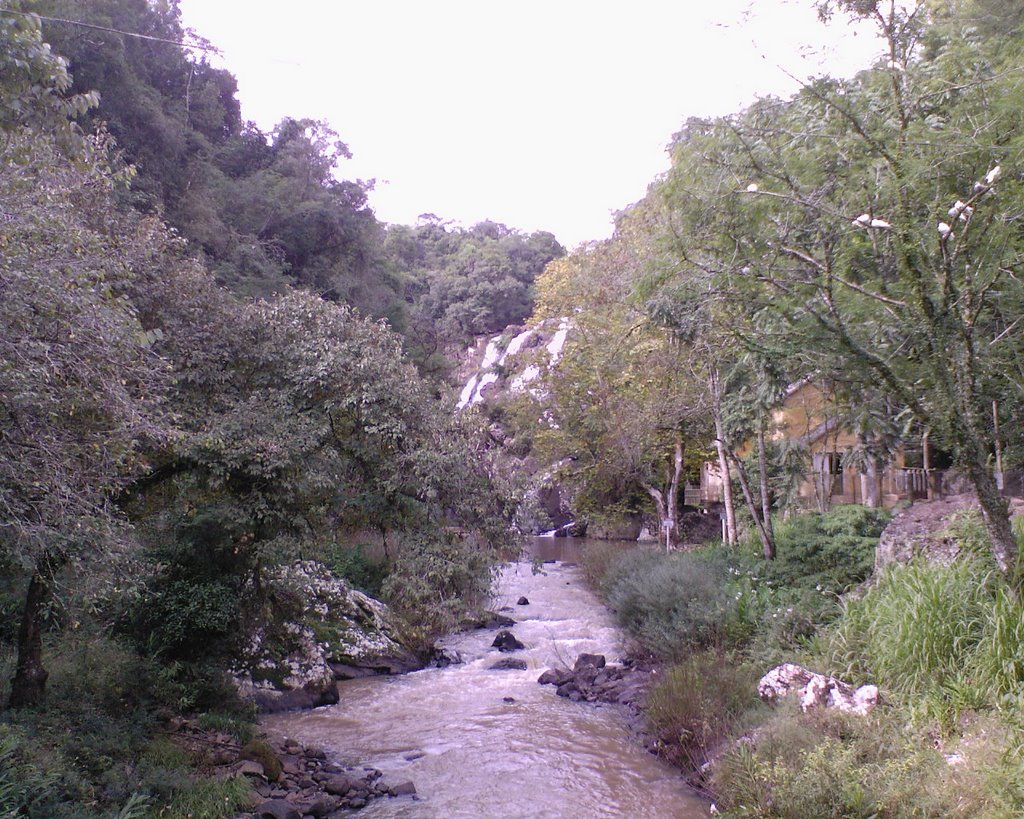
[0,8,220,53]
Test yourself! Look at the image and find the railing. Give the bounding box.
[893,467,948,498]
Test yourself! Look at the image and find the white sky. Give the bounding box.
[176,0,882,249]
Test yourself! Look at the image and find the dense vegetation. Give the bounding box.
[0,2,547,814]
[32,0,562,366]
[584,509,1024,816]
[529,1,1024,813]
[523,0,1024,571]
[6,0,1024,815]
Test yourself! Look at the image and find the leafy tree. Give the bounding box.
[530,207,710,548]
[390,218,564,376]
[653,0,1024,577]
[0,129,168,706]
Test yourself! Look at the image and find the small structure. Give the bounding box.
[700,379,951,511]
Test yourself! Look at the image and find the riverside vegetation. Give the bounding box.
[7,0,1024,817]
[581,507,1024,817]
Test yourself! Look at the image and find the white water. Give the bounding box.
[456,319,572,409]
[263,540,708,818]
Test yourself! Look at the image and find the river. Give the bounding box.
[263,538,709,818]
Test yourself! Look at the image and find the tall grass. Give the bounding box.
[824,557,995,696]
[645,651,762,771]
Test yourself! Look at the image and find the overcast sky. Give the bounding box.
[176,1,882,248]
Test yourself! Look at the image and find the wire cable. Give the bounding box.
[0,8,220,53]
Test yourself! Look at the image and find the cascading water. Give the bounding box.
[263,539,709,818]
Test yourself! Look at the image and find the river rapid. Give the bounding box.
[263,538,709,818]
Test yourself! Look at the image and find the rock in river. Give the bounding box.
[492,630,526,652]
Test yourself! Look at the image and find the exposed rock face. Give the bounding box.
[586,518,644,541]
[233,561,422,712]
[758,663,878,716]
[875,495,1024,571]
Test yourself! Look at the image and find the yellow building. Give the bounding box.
[700,380,931,510]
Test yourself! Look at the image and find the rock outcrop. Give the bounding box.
[538,653,653,707]
[757,663,878,716]
[875,494,1024,571]
[233,561,422,712]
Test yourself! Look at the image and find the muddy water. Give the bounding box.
[263,539,708,818]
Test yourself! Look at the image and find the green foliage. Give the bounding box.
[758,506,889,594]
[823,559,994,701]
[391,219,564,364]
[154,775,254,819]
[712,708,956,818]
[195,711,255,744]
[0,725,61,818]
[0,1,99,155]
[645,651,762,771]
[322,543,389,596]
[133,579,240,661]
[603,549,739,658]
[239,739,282,782]
[383,532,497,648]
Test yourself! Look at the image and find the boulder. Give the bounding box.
[233,561,422,711]
[323,773,367,796]
[537,668,574,687]
[491,630,525,652]
[517,596,530,606]
[430,647,463,668]
[390,780,417,797]
[255,799,301,819]
[758,663,878,716]
[489,658,528,671]
[573,653,606,671]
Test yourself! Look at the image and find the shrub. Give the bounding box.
[196,712,255,744]
[239,739,282,782]
[132,579,240,661]
[970,585,1024,702]
[322,543,389,596]
[760,505,888,595]
[383,532,497,647]
[712,708,954,818]
[604,549,737,658]
[645,651,762,771]
[0,726,61,818]
[155,775,254,819]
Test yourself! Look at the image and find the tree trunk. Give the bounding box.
[726,449,776,560]
[715,437,738,545]
[756,414,774,542]
[9,562,56,708]
[967,461,1018,582]
[862,455,881,508]
[710,369,737,545]
[645,434,685,552]
[645,486,677,551]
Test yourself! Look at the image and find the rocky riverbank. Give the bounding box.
[165,716,416,818]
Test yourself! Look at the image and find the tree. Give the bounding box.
[0,131,168,706]
[530,207,710,548]
[655,0,1024,577]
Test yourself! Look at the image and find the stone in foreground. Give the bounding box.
[758,663,878,715]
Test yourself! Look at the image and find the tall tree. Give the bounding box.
[655,0,1024,576]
